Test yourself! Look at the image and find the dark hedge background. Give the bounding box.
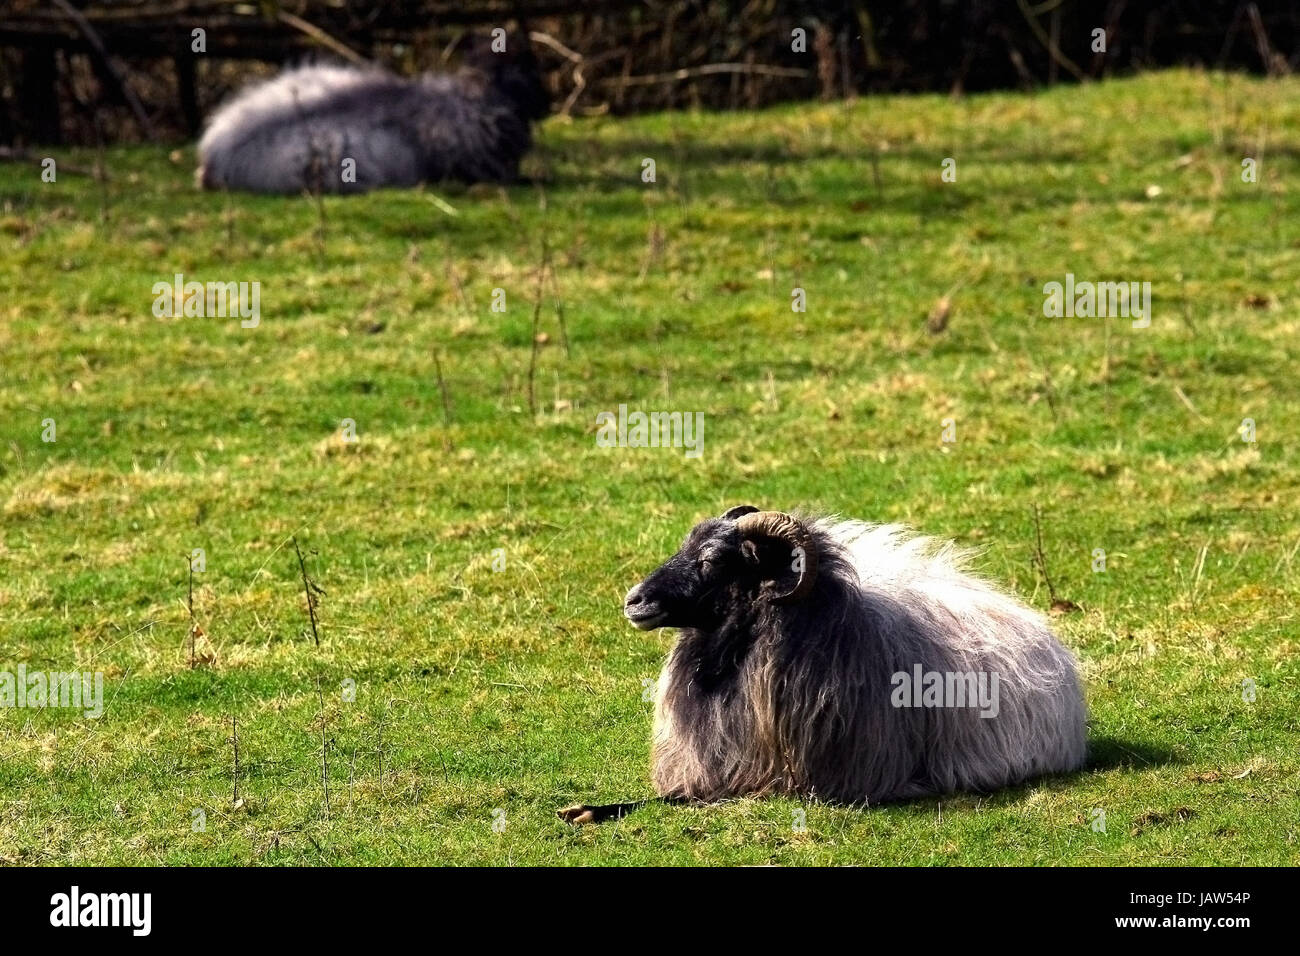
[1,0,1297,146]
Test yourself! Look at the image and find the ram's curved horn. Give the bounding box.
[734,511,818,603]
[720,504,759,520]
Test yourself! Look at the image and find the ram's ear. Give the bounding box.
[721,505,759,521]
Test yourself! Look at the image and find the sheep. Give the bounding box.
[559,506,1086,822]
[196,34,549,194]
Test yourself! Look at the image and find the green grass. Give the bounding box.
[1,69,1298,865]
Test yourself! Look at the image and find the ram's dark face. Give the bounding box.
[624,505,816,631]
[623,520,745,631]
[463,31,551,121]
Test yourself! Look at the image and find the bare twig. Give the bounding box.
[1172,384,1210,423]
[1015,0,1087,82]
[527,258,545,418]
[277,11,368,66]
[432,351,453,428]
[348,746,357,810]
[601,62,809,89]
[638,212,664,281]
[292,536,323,646]
[49,0,156,141]
[546,251,570,358]
[1245,3,1288,75]
[1031,504,1080,613]
[1188,543,1209,605]
[316,678,330,820]
[529,30,587,117]
[527,31,583,63]
[375,701,388,799]
[231,715,240,804]
[187,552,195,669]
[446,262,473,318]
[1040,367,1058,421]
[1031,503,1058,602]
[288,87,329,257]
[526,190,550,417]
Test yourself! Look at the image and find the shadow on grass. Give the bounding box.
[852,736,1180,818]
[561,736,1181,825]
[1085,735,1177,772]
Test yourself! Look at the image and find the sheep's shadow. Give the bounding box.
[1084,735,1176,773]
[934,736,1177,805]
[880,735,1179,815]
[557,737,1177,825]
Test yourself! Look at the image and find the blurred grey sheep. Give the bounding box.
[197,35,549,194]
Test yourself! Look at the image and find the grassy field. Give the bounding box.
[0,69,1297,866]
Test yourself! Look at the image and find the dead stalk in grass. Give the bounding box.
[317,677,330,820]
[293,536,324,646]
[230,714,240,805]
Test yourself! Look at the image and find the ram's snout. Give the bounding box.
[623,583,669,630]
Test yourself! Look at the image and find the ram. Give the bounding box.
[197,34,548,194]
[560,506,1086,821]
